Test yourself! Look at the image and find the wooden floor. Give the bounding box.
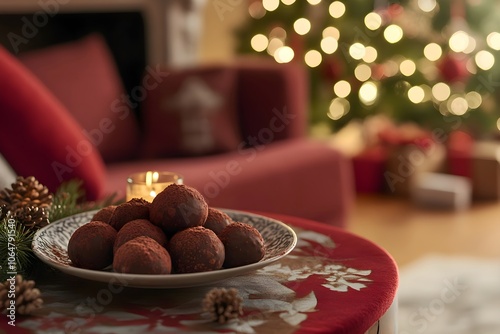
[346,194,500,268]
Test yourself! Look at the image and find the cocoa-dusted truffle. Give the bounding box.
[169,226,225,273]
[219,222,265,268]
[113,219,167,253]
[113,236,171,274]
[150,184,208,235]
[68,221,117,270]
[91,205,116,224]
[204,208,233,236]
[108,198,150,231]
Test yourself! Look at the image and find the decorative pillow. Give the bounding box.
[0,45,106,200]
[18,34,140,163]
[141,66,242,158]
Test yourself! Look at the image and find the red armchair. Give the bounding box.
[0,35,355,227]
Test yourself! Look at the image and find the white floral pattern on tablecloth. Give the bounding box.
[17,227,373,334]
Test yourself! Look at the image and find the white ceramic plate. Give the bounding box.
[32,209,297,288]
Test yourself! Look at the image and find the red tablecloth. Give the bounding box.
[1,212,398,334]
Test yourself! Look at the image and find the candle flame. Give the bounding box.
[146,171,153,186]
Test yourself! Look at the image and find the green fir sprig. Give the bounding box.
[0,216,35,281]
[49,179,122,222]
[0,178,122,280]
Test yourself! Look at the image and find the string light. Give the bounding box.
[354,64,372,81]
[364,12,382,30]
[270,27,287,39]
[466,58,477,74]
[384,25,403,43]
[449,31,469,52]
[267,38,284,55]
[262,0,279,11]
[475,50,495,70]
[487,32,500,50]
[432,83,451,101]
[465,91,482,109]
[423,43,442,61]
[294,18,311,35]
[281,0,296,5]
[274,46,294,63]
[417,0,437,12]
[400,59,416,76]
[463,36,477,54]
[249,2,266,19]
[349,43,366,60]
[328,98,350,120]
[322,27,340,40]
[305,50,322,67]
[363,46,378,63]
[251,34,269,52]
[307,0,321,5]
[449,95,468,115]
[421,85,432,102]
[321,37,338,54]
[359,82,378,105]
[408,86,425,103]
[333,80,351,98]
[329,1,346,19]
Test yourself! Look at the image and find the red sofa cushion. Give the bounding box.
[105,139,354,227]
[236,58,308,144]
[141,65,242,158]
[0,45,106,200]
[18,34,141,163]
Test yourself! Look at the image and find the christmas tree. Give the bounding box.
[237,0,500,137]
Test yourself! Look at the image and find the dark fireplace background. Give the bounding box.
[0,12,147,116]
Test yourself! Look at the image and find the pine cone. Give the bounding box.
[7,176,53,211]
[0,275,43,315]
[14,206,49,230]
[202,288,243,324]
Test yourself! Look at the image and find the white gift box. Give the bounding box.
[410,172,472,210]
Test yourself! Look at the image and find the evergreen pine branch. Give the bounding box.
[48,179,123,222]
[0,217,35,281]
[48,179,86,222]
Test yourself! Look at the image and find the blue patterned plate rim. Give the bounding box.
[32,208,297,288]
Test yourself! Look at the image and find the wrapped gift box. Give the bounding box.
[410,172,472,210]
[384,142,447,196]
[471,141,500,200]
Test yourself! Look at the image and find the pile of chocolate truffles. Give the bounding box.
[67,184,266,274]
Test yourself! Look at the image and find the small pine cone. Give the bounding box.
[202,288,243,324]
[8,176,53,211]
[14,206,49,230]
[0,275,43,315]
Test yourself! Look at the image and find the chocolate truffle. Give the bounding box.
[113,219,167,252]
[91,205,116,224]
[219,222,265,268]
[169,226,225,273]
[204,208,233,236]
[150,184,208,235]
[68,221,117,270]
[113,236,171,274]
[108,198,150,231]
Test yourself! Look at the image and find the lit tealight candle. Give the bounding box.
[126,171,183,202]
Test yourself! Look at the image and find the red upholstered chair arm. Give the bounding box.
[235,58,309,145]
